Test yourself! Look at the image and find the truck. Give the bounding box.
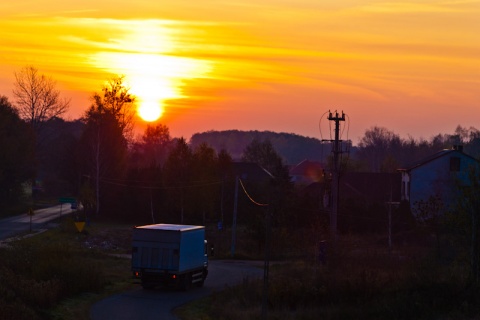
[131,224,208,290]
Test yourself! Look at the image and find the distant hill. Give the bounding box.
[189,130,332,165]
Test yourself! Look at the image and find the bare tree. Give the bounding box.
[357,126,402,172]
[12,65,70,131]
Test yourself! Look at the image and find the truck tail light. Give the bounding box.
[172,274,177,279]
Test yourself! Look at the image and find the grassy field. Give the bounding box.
[175,234,480,320]
[3,217,480,320]
[0,217,134,320]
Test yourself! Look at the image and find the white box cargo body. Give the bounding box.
[132,224,208,290]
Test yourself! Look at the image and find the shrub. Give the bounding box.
[0,228,109,318]
[201,244,480,320]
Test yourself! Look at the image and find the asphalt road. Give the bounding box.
[90,260,264,320]
[0,204,74,240]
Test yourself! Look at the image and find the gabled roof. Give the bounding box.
[231,162,273,182]
[341,172,402,203]
[300,172,401,203]
[398,149,479,172]
[289,159,323,176]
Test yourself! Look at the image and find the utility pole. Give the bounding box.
[386,187,400,256]
[324,111,345,243]
[262,206,271,320]
[231,176,239,257]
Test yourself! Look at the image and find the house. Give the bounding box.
[289,159,324,185]
[231,162,273,183]
[301,171,402,233]
[398,146,480,214]
[303,172,401,207]
[340,172,401,205]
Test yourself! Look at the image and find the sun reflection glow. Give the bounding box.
[89,20,212,122]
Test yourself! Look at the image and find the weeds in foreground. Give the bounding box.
[177,242,480,320]
[0,219,132,320]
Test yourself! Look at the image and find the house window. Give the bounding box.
[450,157,461,172]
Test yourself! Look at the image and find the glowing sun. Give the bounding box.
[138,101,163,122]
[89,20,212,123]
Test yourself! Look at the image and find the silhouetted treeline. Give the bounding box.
[190,126,480,173]
[0,96,35,208]
[32,122,480,228]
[352,125,480,172]
[4,81,480,241]
[190,130,331,165]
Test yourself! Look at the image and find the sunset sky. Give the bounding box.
[1,0,479,144]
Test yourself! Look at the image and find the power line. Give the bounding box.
[96,176,223,190]
[238,178,269,206]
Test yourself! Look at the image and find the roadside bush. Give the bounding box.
[0,227,109,318]
[0,266,43,320]
[0,299,40,320]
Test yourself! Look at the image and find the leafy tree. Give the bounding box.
[413,195,444,255]
[242,139,287,177]
[12,65,69,132]
[218,149,234,223]
[190,130,329,165]
[140,123,171,168]
[78,103,128,216]
[163,138,193,223]
[126,124,172,223]
[192,143,219,224]
[78,181,96,218]
[77,77,136,215]
[91,76,136,140]
[0,95,35,208]
[35,118,83,197]
[451,167,480,285]
[241,138,293,232]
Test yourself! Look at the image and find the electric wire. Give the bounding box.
[318,111,330,141]
[96,176,223,190]
[340,111,347,139]
[238,178,269,206]
[329,110,333,141]
[345,113,351,141]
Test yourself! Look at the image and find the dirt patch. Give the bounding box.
[82,226,132,254]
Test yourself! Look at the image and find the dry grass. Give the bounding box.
[0,217,134,320]
[176,231,480,320]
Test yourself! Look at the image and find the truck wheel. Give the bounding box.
[181,273,191,291]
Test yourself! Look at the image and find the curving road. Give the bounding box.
[90,260,264,320]
[0,204,75,241]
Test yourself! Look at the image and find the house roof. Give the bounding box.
[341,172,402,203]
[398,148,479,172]
[289,159,323,176]
[231,162,273,181]
[300,172,401,203]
